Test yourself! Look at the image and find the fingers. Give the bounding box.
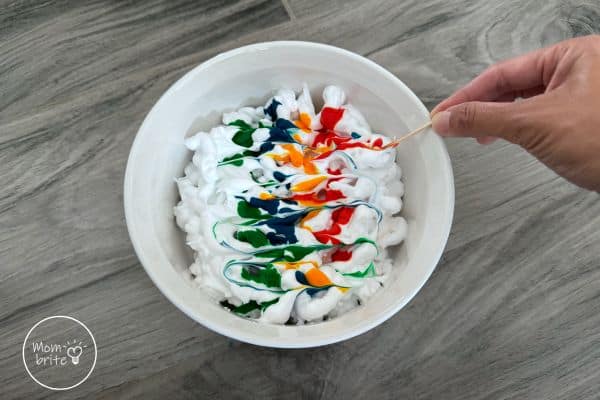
[432,84,545,146]
[477,136,498,145]
[484,87,546,145]
[431,48,551,115]
[495,85,546,102]
[431,100,529,140]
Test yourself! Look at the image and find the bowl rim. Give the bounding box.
[124,40,455,348]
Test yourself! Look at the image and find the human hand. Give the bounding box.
[431,35,600,192]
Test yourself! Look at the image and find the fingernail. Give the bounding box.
[477,136,498,145]
[431,111,451,135]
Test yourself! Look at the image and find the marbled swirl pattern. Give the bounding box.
[174,86,406,324]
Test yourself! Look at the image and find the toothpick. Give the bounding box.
[391,121,432,146]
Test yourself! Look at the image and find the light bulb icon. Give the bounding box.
[67,345,83,365]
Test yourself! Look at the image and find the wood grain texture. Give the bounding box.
[1,0,599,399]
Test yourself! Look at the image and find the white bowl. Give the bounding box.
[124,41,454,348]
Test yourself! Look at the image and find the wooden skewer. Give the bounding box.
[392,121,432,146]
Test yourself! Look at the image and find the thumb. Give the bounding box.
[431,101,528,141]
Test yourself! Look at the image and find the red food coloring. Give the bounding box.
[320,107,344,130]
[313,130,384,158]
[331,249,352,262]
[312,130,349,148]
[325,190,345,201]
[312,207,355,244]
[314,235,341,245]
[331,207,354,224]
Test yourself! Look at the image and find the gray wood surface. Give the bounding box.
[1,1,600,399]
